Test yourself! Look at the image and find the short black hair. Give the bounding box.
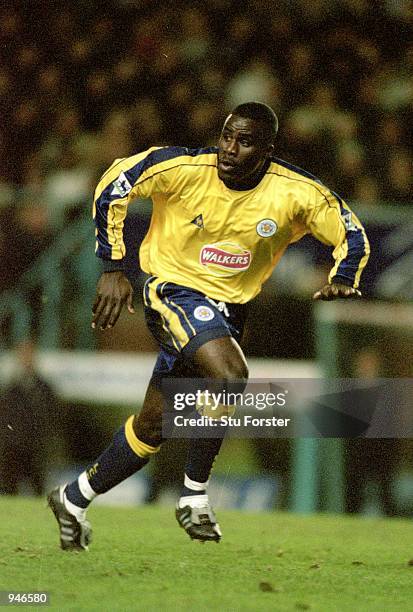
[231,102,278,143]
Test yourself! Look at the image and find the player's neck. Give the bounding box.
[221,158,270,191]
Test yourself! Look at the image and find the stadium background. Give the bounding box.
[0,0,412,515]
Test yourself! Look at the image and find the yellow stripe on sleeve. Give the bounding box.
[353,228,370,288]
[329,240,349,282]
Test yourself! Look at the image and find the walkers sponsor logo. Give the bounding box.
[200,242,251,277]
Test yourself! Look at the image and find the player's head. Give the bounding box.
[217,101,278,186]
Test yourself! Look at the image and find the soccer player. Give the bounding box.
[48,102,369,549]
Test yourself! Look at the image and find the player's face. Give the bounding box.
[217,114,273,186]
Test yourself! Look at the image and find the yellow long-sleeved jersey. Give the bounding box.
[93,146,370,303]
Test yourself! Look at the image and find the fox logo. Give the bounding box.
[256,218,277,237]
[194,306,215,321]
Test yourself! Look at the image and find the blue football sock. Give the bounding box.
[181,436,225,497]
[65,417,159,508]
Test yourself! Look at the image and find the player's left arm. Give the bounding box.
[305,186,370,301]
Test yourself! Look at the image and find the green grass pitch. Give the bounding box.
[0,496,412,611]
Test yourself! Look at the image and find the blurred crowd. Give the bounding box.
[0,0,412,291]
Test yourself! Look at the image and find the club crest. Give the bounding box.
[194,306,215,321]
[256,218,277,237]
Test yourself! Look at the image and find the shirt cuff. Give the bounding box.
[331,275,354,287]
[102,259,125,273]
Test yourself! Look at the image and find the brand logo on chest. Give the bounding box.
[200,242,251,277]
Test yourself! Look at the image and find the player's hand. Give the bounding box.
[313,283,362,301]
[92,271,135,330]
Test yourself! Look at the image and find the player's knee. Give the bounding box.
[234,360,249,383]
[220,361,249,394]
[199,361,248,395]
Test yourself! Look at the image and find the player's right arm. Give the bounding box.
[93,146,187,269]
[91,270,135,330]
[92,146,187,330]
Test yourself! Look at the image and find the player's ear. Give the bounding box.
[266,143,274,157]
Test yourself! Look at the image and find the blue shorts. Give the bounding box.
[143,276,248,379]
